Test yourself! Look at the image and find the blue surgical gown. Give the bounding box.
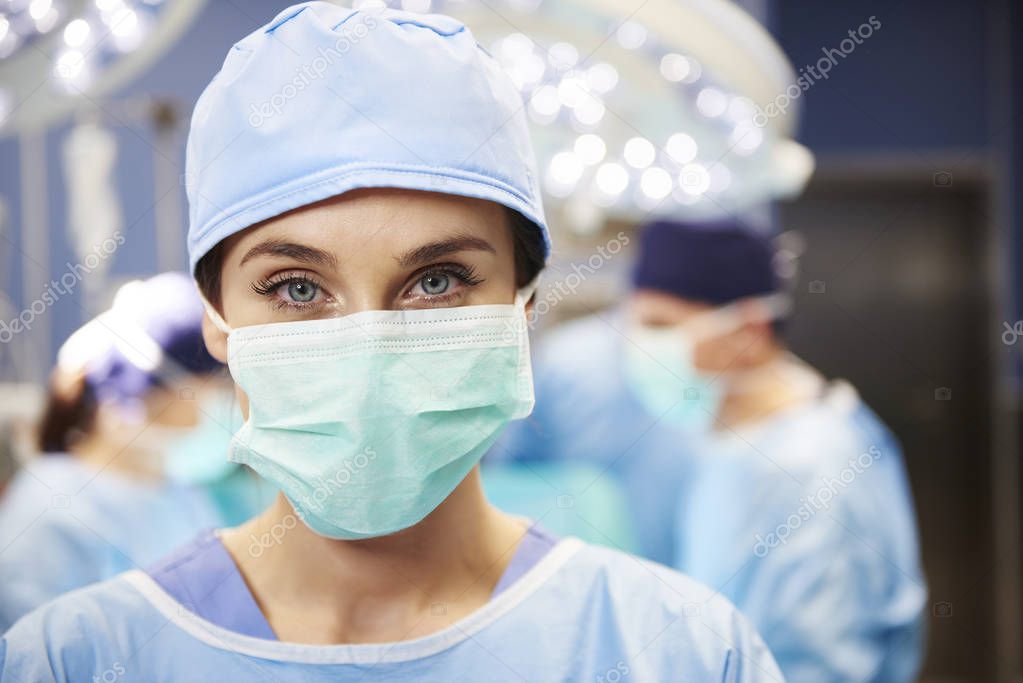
[0,538,783,682]
[674,383,927,683]
[0,455,274,631]
[494,312,692,565]
[496,312,927,682]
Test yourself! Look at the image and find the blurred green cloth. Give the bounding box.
[482,460,638,554]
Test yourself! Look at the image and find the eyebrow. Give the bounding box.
[396,235,496,268]
[239,239,339,269]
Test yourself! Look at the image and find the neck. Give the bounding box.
[71,433,165,482]
[220,467,526,644]
[715,353,822,429]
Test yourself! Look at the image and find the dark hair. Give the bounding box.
[37,374,97,453]
[195,207,546,307]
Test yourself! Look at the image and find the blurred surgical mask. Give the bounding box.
[623,293,791,431]
[128,393,239,484]
[162,393,241,485]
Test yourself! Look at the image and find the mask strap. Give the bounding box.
[514,276,541,309]
[686,292,793,342]
[197,286,233,335]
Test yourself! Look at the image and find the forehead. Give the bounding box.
[223,188,511,263]
[630,289,714,322]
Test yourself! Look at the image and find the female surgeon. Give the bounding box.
[0,4,782,680]
[0,273,270,631]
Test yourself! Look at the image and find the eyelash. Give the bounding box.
[405,263,484,304]
[251,271,326,311]
[249,263,485,310]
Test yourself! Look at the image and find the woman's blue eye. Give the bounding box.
[420,273,450,295]
[287,280,318,302]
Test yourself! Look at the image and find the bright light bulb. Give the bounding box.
[28,0,51,20]
[729,122,763,155]
[548,42,578,71]
[680,58,701,83]
[624,137,656,169]
[529,85,560,122]
[549,151,583,185]
[109,8,137,37]
[586,62,618,93]
[679,163,710,195]
[546,151,584,197]
[641,167,673,199]
[63,19,91,47]
[696,88,727,118]
[595,163,629,196]
[728,96,756,122]
[666,133,698,164]
[507,53,545,90]
[54,49,86,80]
[616,20,646,50]
[659,53,692,83]
[557,76,588,108]
[501,33,533,61]
[573,97,605,126]
[574,134,606,165]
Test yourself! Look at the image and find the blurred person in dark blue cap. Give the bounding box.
[497,218,928,683]
[0,273,274,631]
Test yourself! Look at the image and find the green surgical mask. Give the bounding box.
[206,284,536,540]
[623,293,791,431]
[624,325,723,432]
[162,392,241,485]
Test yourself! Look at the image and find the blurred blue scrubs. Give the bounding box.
[675,380,926,682]
[0,535,783,682]
[495,312,692,564]
[498,312,927,682]
[0,456,271,632]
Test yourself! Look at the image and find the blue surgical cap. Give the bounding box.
[185,2,549,273]
[57,273,220,406]
[631,219,780,305]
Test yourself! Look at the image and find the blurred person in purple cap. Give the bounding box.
[0,273,274,631]
[498,218,928,682]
